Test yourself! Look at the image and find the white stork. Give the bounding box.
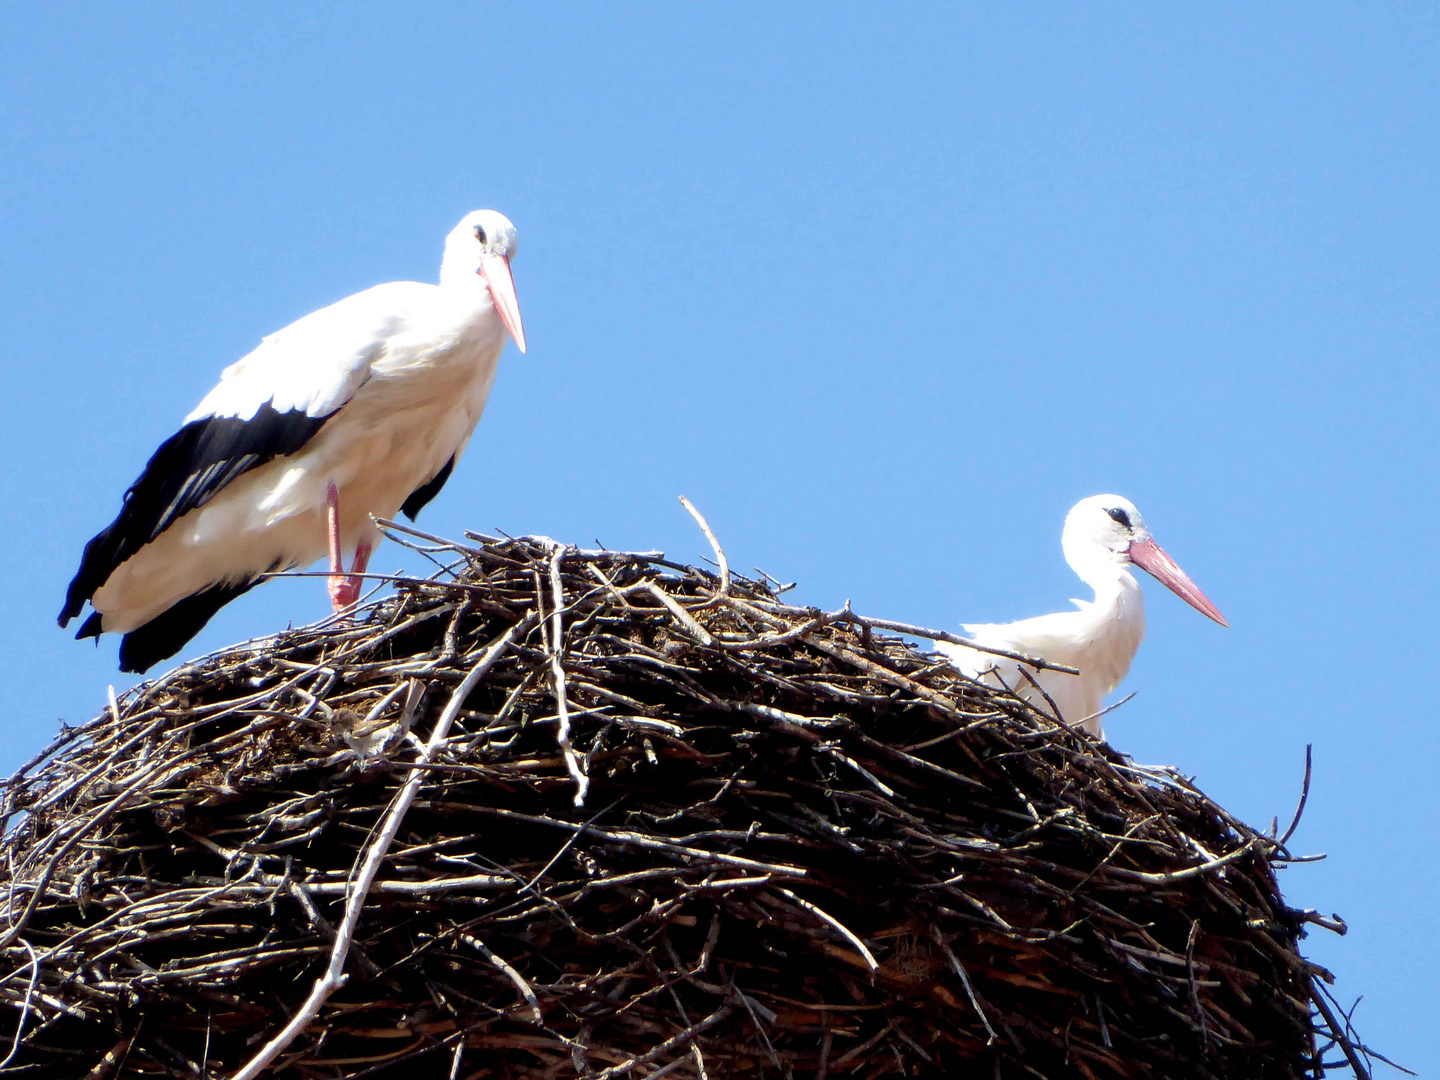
[59,209,526,674]
[936,495,1228,736]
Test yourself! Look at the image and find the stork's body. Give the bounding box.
[60,210,526,674]
[937,495,1227,737]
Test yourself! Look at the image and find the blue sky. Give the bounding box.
[2,4,1435,1067]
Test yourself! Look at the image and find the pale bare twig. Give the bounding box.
[678,495,729,598]
[461,933,543,1025]
[546,542,590,807]
[777,887,878,972]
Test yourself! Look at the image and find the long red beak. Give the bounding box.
[1127,537,1229,627]
[479,254,526,354]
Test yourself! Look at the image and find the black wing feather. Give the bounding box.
[59,403,329,626]
[115,577,265,674]
[400,455,456,520]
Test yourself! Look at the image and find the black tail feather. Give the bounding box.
[116,578,262,674]
[400,455,456,520]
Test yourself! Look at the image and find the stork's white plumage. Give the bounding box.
[936,495,1227,737]
[60,210,526,674]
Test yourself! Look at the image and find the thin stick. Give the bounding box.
[460,933,542,1024]
[778,887,878,972]
[1016,665,1067,729]
[643,584,716,647]
[0,942,39,1072]
[228,619,533,1080]
[1185,920,1210,1047]
[1309,984,1372,1080]
[1279,744,1313,848]
[795,611,1080,675]
[546,543,590,807]
[934,932,998,1045]
[1106,838,1258,884]
[715,613,828,652]
[374,516,485,552]
[1078,691,1137,731]
[678,495,729,597]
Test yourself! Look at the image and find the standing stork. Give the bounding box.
[936,495,1228,736]
[59,209,527,674]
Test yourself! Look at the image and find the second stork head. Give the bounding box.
[1062,494,1228,627]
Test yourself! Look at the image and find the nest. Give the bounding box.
[1,519,1372,1079]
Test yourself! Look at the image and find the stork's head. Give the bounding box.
[1063,494,1228,626]
[441,209,526,353]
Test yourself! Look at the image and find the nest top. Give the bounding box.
[0,521,1367,1079]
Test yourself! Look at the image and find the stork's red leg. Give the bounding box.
[338,542,374,606]
[326,485,375,610]
[326,483,349,612]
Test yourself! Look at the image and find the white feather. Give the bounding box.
[185,284,420,423]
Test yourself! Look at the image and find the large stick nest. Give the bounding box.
[1,524,1368,1079]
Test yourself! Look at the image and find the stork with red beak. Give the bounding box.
[936,495,1228,736]
[60,209,527,674]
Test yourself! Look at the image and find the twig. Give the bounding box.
[642,583,716,647]
[1015,665,1069,730]
[933,932,998,1045]
[811,612,1080,675]
[461,933,543,1024]
[1279,744,1313,848]
[546,543,590,807]
[1297,909,1347,935]
[1186,920,1211,1048]
[777,888,878,972]
[1078,691,1137,731]
[1106,838,1258,884]
[0,941,39,1071]
[1309,983,1372,1080]
[679,495,729,598]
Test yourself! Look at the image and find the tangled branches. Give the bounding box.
[0,518,1373,1078]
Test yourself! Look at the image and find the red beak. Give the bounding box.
[478,253,526,353]
[1127,537,1229,627]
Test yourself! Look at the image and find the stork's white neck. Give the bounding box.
[438,261,495,293]
[1063,534,1133,594]
[1066,547,1120,590]
[1065,550,1152,711]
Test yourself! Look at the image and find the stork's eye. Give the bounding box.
[1107,508,1132,528]
[474,225,488,244]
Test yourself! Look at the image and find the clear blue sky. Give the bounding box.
[3,4,1435,1067]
